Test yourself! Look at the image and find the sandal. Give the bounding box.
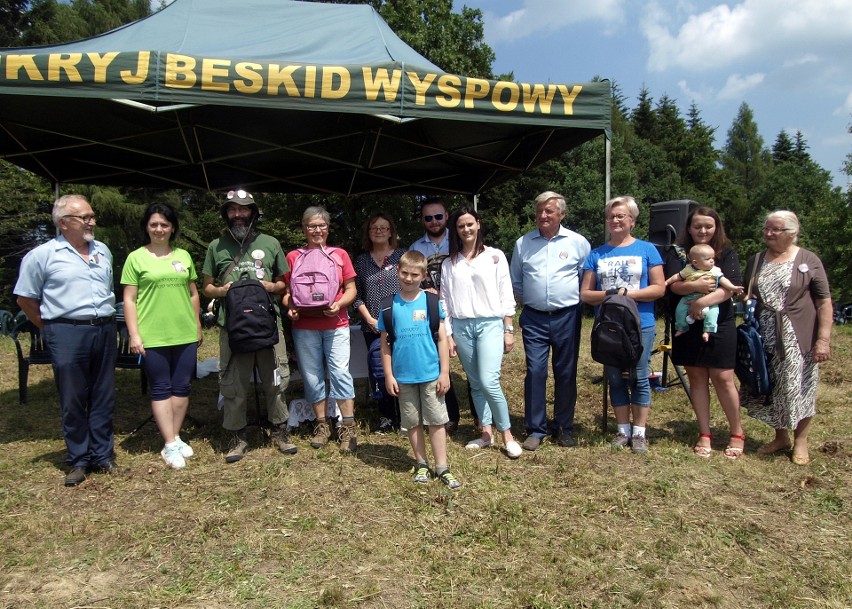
[724,434,746,460]
[693,433,712,458]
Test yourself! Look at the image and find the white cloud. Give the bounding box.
[677,79,710,103]
[834,92,852,117]
[717,73,765,100]
[483,0,625,43]
[782,54,819,68]
[643,0,852,72]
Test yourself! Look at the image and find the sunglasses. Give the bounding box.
[423,213,444,222]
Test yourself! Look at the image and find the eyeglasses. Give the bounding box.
[764,227,791,234]
[423,213,444,222]
[305,223,328,232]
[226,189,253,200]
[606,213,629,222]
[63,214,96,224]
[370,226,391,233]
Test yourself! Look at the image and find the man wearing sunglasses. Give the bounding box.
[15,194,124,486]
[202,190,293,463]
[408,198,450,292]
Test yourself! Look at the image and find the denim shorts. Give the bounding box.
[292,327,355,405]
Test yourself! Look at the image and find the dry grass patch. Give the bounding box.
[0,321,849,608]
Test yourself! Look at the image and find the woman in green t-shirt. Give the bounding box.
[121,203,202,470]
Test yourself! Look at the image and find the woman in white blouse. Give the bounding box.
[441,207,521,459]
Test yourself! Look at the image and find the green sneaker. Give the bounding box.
[437,469,462,490]
[412,463,430,484]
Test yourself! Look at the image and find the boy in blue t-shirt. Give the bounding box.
[378,251,461,490]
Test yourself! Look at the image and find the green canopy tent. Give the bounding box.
[0,0,610,196]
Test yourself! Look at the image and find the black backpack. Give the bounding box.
[225,272,279,353]
[591,294,643,371]
[380,292,440,347]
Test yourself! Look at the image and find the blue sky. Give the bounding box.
[462,0,852,189]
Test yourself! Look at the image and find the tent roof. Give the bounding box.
[0,0,610,195]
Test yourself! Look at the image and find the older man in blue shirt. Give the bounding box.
[510,191,591,450]
[15,194,122,486]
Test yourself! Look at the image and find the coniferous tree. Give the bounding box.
[721,102,767,198]
[630,87,656,141]
[681,102,718,192]
[771,130,795,163]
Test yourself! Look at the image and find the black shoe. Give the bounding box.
[88,460,129,474]
[556,432,576,448]
[65,466,86,486]
[444,420,459,435]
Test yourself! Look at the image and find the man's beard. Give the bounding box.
[426,224,445,239]
[82,231,95,242]
[228,218,255,241]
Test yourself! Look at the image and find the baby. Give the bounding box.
[666,244,743,342]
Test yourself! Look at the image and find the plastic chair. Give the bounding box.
[0,309,13,336]
[115,304,148,395]
[11,318,53,403]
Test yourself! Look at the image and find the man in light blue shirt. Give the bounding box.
[15,194,121,486]
[408,198,450,292]
[510,191,591,451]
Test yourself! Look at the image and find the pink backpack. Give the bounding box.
[290,247,339,309]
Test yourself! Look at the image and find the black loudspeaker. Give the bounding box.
[648,200,698,247]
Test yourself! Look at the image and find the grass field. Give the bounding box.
[0,319,849,609]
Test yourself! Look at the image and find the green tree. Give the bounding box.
[680,102,718,193]
[720,102,767,200]
[771,130,795,163]
[630,87,655,140]
[0,0,29,45]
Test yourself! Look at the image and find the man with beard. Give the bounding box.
[408,198,470,433]
[202,190,294,462]
[15,194,124,486]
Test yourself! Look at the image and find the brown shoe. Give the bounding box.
[310,419,332,449]
[339,421,358,453]
[225,429,249,463]
[522,436,542,451]
[271,424,297,455]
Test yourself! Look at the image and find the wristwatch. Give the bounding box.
[504,326,515,334]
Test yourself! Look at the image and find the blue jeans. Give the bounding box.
[362,329,400,424]
[43,321,117,468]
[519,304,582,437]
[451,317,511,432]
[606,326,656,407]
[293,327,355,405]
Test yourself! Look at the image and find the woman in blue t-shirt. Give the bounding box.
[580,196,665,454]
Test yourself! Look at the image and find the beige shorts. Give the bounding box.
[398,381,449,429]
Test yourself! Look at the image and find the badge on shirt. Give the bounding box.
[413,310,427,322]
[172,260,186,273]
[559,251,569,259]
[256,269,265,280]
[251,250,265,261]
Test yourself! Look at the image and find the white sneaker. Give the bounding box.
[174,435,194,458]
[161,444,186,469]
[465,437,493,450]
[505,440,522,459]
